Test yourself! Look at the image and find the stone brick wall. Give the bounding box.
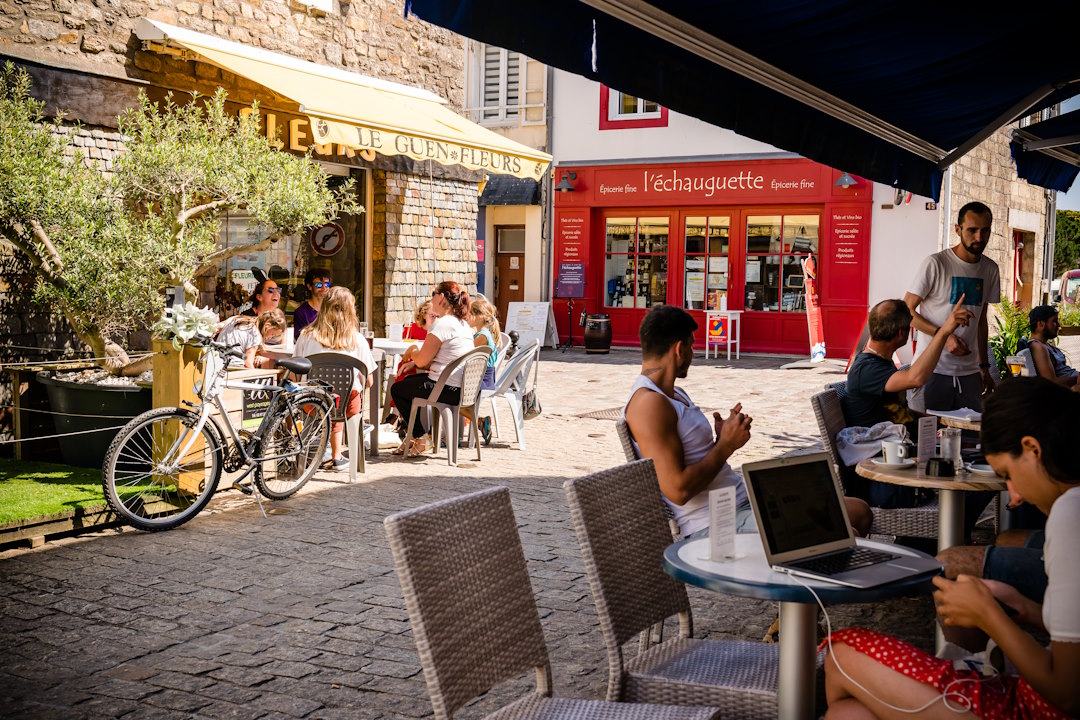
[0,0,465,111]
[372,170,478,329]
[948,124,1050,305]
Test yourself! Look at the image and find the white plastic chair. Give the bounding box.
[476,339,540,451]
[1016,348,1036,377]
[306,353,371,482]
[404,346,491,466]
[493,331,511,376]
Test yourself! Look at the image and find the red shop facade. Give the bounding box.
[552,158,874,357]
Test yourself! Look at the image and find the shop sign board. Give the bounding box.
[242,376,275,429]
[556,262,586,298]
[590,162,828,204]
[557,211,589,262]
[707,314,728,344]
[309,222,345,257]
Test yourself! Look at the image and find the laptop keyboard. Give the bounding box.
[787,547,900,576]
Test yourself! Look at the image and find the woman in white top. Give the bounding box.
[293,287,376,469]
[822,378,1080,720]
[389,280,475,456]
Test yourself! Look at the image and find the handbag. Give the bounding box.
[521,388,541,420]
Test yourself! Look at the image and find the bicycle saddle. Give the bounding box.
[275,357,311,375]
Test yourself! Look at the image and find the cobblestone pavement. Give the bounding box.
[0,349,941,719]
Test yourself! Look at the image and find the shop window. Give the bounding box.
[684,216,730,311]
[216,212,300,317]
[744,214,819,312]
[599,85,669,130]
[604,216,669,308]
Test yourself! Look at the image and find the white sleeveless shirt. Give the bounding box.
[623,374,747,536]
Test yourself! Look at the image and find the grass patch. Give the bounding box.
[0,458,106,525]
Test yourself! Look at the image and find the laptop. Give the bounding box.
[742,452,942,588]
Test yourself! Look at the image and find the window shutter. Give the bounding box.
[505,52,520,119]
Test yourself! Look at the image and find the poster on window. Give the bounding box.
[746,260,761,283]
[685,272,705,303]
[709,256,728,273]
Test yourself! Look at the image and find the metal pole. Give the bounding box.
[778,601,818,720]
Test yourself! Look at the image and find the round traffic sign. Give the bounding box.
[310,222,345,257]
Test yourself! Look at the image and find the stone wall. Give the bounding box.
[372,170,478,329]
[1,0,464,110]
[949,124,1051,305]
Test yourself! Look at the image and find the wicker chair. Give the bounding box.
[615,419,682,540]
[384,487,720,720]
[563,460,785,718]
[810,387,940,539]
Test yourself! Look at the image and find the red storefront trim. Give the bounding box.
[552,158,873,358]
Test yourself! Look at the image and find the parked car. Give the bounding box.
[1055,268,1080,304]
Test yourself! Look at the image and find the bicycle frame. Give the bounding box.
[159,343,320,483]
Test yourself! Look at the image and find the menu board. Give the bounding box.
[556,262,586,298]
[505,302,560,348]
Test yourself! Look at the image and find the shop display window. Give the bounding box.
[217,212,301,317]
[744,214,819,312]
[684,215,729,310]
[604,215,669,308]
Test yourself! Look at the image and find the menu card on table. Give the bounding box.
[918,416,938,471]
[709,487,736,560]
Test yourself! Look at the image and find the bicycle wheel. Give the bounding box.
[254,392,331,499]
[102,407,222,531]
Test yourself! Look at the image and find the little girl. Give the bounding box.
[468,298,500,445]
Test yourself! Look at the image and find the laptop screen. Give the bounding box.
[747,458,850,555]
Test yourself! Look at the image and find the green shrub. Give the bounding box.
[989,301,1029,380]
[1059,303,1080,328]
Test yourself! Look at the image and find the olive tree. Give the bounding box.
[0,63,358,372]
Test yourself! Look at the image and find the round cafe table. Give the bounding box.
[664,535,939,720]
[854,458,1005,551]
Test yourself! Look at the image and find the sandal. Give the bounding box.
[391,439,410,456]
[405,439,428,458]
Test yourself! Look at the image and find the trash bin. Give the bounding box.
[583,314,612,354]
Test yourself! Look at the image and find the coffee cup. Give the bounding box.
[882,440,909,465]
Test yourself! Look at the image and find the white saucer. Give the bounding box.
[965,463,998,477]
[871,458,916,468]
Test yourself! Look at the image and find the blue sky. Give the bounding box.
[1054,96,1080,211]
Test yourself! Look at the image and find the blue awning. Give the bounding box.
[1011,110,1080,193]
[405,0,1080,200]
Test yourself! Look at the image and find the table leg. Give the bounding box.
[368,362,381,457]
[936,488,966,652]
[997,490,1013,532]
[735,315,741,360]
[778,601,817,720]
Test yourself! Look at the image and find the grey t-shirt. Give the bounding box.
[908,248,1000,377]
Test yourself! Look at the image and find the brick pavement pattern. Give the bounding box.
[0,350,938,719]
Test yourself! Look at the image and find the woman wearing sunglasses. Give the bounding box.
[241,278,281,317]
[293,269,332,340]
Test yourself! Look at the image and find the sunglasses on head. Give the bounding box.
[314,281,332,289]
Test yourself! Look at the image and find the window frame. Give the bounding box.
[468,42,522,126]
[599,85,669,130]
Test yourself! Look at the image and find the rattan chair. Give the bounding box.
[615,419,682,540]
[384,487,721,720]
[564,459,786,718]
[811,387,940,539]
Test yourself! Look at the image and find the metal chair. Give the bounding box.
[563,459,786,718]
[306,352,370,481]
[811,387,940,539]
[477,339,540,450]
[384,486,720,720]
[405,346,491,466]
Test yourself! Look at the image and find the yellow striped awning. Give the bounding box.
[136,19,552,181]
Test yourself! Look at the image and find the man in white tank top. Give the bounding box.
[624,306,872,539]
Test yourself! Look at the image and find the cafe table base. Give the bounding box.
[778,601,819,720]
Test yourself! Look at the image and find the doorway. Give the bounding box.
[1013,229,1035,308]
[494,225,526,325]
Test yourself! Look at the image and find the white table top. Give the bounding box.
[705,309,744,315]
[372,338,417,355]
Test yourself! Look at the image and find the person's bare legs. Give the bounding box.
[844,497,873,538]
[824,641,978,719]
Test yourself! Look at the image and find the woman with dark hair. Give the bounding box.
[241,278,281,317]
[389,281,475,457]
[821,377,1080,719]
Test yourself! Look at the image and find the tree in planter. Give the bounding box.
[0,63,359,373]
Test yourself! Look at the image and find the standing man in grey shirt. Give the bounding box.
[904,201,1001,413]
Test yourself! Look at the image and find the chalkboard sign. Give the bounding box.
[242,376,276,429]
[505,302,559,349]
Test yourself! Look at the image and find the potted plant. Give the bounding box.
[0,64,358,465]
[989,300,1029,381]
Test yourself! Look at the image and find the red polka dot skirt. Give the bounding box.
[822,628,1070,719]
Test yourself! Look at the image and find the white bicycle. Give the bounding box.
[102,338,333,531]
